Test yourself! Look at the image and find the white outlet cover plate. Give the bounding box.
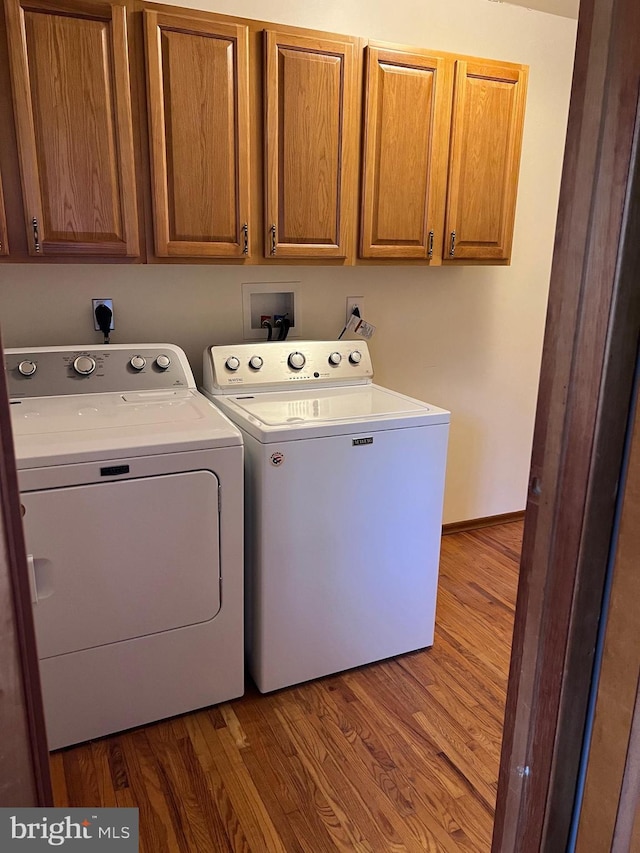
[92,298,115,331]
[346,296,364,323]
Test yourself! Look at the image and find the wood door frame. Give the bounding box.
[492,0,640,849]
[0,170,8,255]
[611,667,640,850]
[0,326,52,806]
[575,376,640,849]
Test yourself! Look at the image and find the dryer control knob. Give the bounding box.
[328,352,342,366]
[73,355,96,375]
[155,354,171,370]
[18,360,37,376]
[249,356,263,370]
[288,352,306,370]
[130,355,146,371]
[225,356,241,371]
[349,350,362,365]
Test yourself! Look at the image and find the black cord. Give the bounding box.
[337,306,360,341]
[261,319,273,342]
[276,315,291,341]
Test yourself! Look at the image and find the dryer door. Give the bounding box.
[22,471,220,658]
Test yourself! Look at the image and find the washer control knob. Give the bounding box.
[288,352,306,370]
[130,355,146,371]
[328,352,342,366]
[18,360,37,376]
[349,350,362,365]
[225,356,241,371]
[155,354,171,370]
[249,355,264,370]
[73,355,96,375]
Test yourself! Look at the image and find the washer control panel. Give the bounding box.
[5,344,192,398]
[205,341,373,392]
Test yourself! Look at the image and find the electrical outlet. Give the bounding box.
[346,296,364,323]
[92,298,114,331]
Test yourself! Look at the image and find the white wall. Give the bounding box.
[0,0,577,523]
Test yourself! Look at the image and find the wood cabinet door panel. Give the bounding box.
[264,30,358,259]
[361,47,450,260]
[5,0,139,257]
[445,60,527,261]
[144,11,250,258]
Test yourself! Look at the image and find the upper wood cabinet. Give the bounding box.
[360,44,451,261]
[4,0,139,257]
[144,9,250,258]
[360,48,527,264]
[0,0,529,266]
[444,59,528,262]
[0,172,8,256]
[263,29,359,260]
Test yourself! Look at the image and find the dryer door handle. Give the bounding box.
[27,554,38,604]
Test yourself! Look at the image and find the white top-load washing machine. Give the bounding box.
[202,340,450,693]
[6,343,244,749]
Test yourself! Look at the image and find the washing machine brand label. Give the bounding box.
[270,451,285,466]
[1,808,138,850]
[100,465,130,477]
[353,437,373,446]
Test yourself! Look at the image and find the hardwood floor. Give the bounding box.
[50,521,522,852]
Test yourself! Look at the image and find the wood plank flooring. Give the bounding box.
[51,521,522,852]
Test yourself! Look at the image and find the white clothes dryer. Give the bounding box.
[6,344,244,749]
[202,341,450,693]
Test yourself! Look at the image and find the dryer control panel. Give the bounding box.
[5,344,194,398]
[204,341,374,393]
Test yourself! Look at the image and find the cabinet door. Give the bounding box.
[264,29,359,259]
[445,60,527,262]
[144,10,250,258]
[0,172,7,256]
[4,0,139,257]
[360,46,450,261]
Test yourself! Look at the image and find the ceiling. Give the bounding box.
[489,0,579,18]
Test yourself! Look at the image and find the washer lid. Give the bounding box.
[213,384,450,441]
[11,389,242,468]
